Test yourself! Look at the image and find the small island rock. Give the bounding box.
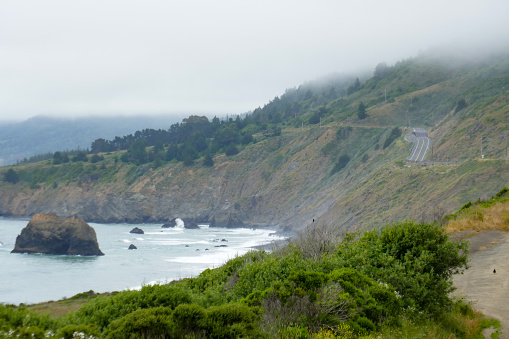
[183,220,200,229]
[11,214,104,256]
[130,227,144,234]
[161,218,200,229]
[128,244,137,250]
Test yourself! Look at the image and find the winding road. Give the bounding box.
[406,128,431,162]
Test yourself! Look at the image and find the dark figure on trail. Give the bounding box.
[494,269,497,274]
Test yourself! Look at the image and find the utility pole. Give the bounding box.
[406,110,409,128]
[481,136,484,159]
[385,89,387,103]
[505,135,507,159]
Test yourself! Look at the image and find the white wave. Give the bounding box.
[134,237,145,241]
[165,247,255,265]
[121,239,131,243]
[175,218,185,229]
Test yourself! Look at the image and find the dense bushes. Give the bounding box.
[1,220,474,338]
[332,221,469,316]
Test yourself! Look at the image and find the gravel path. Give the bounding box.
[453,230,509,338]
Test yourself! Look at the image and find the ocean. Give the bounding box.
[0,217,285,305]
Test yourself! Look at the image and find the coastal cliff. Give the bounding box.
[1,125,508,232]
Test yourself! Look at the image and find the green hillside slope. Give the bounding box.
[1,49,508,232]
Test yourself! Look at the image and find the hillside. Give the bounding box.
[0,49,508,232]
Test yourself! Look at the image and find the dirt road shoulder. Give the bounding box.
[453,230,509,338]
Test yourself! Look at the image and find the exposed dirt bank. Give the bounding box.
[453,230,509,338]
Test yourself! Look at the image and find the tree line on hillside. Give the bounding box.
[13,58,443,169]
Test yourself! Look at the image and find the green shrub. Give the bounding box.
[335,221,468,316]
[382,127,401,149]
[288,271,327,290]
[56,324,100,339]
[204,303,263,338]
[104,307,173,339]
[331,154,350,174]
[68,284,193,330]
[171,303,206,336]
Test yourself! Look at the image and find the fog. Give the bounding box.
[1,0,508,121]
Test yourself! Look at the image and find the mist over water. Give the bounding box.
[0,218,284,305]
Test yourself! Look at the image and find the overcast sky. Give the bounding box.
[1,0,508,122]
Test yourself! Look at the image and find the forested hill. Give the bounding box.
[0,48,508,231]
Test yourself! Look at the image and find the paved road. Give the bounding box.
[406,128,431,162]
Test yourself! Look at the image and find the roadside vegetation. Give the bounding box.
[1,216,501,338]
[445,187,509,234]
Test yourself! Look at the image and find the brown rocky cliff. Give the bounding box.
[11,214,104,256]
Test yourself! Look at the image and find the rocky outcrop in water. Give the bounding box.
[161,218,200,229]
[130,227,144,234]
[11,214,104,256]
[128,244,137,250]
[183,219,200,229]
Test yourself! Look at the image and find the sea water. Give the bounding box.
[0,217,285,305]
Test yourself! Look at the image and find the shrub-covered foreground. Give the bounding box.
[0,220,498,338]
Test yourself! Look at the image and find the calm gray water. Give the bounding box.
[0,217,284,305]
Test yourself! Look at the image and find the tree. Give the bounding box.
[90,154,104,163]
[383,127,402,149]
[165,144,179,161]
[373,62,390,81]
[181,144,198,166]
[91,138,110,153]
[241,133,254,145]
[225,144,239,156]
[347,78,361,95]
[53,151,64,165]
[203,153,214,167]
[358,102,367,119]
[130,139,148,164]
[304,89,313,100]
[72,151,88,162]
[215,124,240,147]
[3,168,19,184]
[455,98,468,113]
[309,112,320,125]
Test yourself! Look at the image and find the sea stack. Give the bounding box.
[130,227,144,234]
[11,214,104,256]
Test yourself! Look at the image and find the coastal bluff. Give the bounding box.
[11,214,104,256]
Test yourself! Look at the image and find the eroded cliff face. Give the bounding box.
[0,129,347,230]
